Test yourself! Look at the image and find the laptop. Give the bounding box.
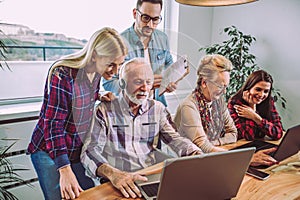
[135,147,255,200]
[231,124,300,166]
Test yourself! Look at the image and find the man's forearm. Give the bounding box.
[96,163,120,180]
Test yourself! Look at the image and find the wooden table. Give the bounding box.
[76,140,300,200]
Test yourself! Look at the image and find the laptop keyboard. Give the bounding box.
[141,183,160,197]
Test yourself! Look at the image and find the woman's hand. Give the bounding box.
[59,165,83,199]
[242,90,255,107]
[212,146,228,152]
[250,147,278,167]
[233,104,256,119]
[100,92,116,102]
[234,104,263,125]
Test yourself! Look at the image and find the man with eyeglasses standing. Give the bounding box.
[102,0,176,107]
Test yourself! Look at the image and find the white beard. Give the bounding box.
[125,89,149,105]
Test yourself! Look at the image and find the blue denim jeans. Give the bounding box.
[31,151,94,200]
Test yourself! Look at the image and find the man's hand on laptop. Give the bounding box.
[111,170,148,198]
[250,147,278,166]
[97,163,148,198]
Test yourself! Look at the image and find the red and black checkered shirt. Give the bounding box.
[27,66,101,169]
[228,97,283,141]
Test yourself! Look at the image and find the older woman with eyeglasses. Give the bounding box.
[173,54,237,153]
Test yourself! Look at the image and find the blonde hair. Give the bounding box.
[196,54,233,86]
[47,27,127,90]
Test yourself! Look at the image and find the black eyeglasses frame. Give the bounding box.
[136,9,162,24]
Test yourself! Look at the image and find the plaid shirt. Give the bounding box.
[81,92,201,179]
[227,97,283,141]
[27,66,101,169]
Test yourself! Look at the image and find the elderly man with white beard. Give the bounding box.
[80,57,202,199]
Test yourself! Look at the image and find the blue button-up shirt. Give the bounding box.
[102,24,173,107]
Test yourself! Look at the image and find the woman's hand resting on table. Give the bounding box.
[59,165,83,199]
[250,147,278,167]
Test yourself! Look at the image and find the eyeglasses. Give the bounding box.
[136,9,162,24]
[207,80,227,91]
[133,79,153,86]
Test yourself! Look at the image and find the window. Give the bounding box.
[0,1,167,103]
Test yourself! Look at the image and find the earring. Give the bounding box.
[202,80,207,88]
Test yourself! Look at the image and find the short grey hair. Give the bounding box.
[119,57,153,84]
[196,54,233,86]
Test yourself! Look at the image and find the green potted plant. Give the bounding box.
[0,28,11,70]
[199,25,286,109]
[0,31,9,70]
[0,142,29,200]
[0,37,31,199]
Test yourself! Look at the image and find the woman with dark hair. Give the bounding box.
[228,70,283,141]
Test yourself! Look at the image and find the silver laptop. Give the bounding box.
[135,147,255,200]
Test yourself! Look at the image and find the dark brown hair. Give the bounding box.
[230,70,274,120]
[136,0,163,9]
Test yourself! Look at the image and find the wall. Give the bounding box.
[163,3,215,114]
[177,5,214,89]
[175,0,300,128]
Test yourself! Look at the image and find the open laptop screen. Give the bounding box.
[231,124,300,162]
[273,124,300,161]
[136,148,255,200]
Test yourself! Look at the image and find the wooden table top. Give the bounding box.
[75,140,300,200]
